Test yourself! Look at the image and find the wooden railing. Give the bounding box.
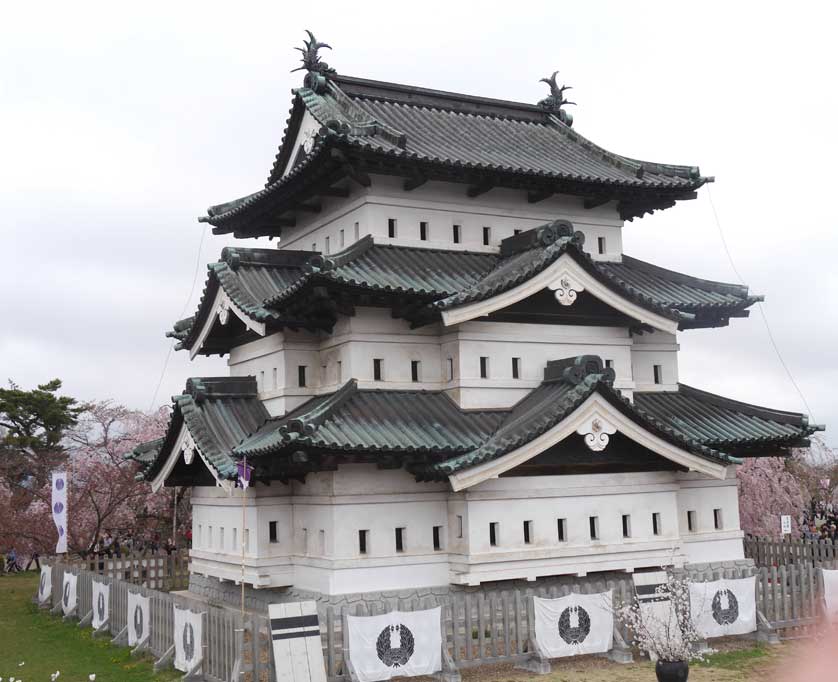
[744,535,838,567]
[56,549,190,591]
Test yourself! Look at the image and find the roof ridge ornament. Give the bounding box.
[291,30,336,93]
[538,70,575,127]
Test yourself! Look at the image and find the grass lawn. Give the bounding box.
[0,572,180,682]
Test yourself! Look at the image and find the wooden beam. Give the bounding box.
[294,202,322,213]
[527,189,554,204]
[262,217,296,228]
[583,195,612,209]
[466,179,494,198]
[318,186,350,198]
[403,173,428,191]
[330,148,371,187]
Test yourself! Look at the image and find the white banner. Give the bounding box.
[173,605,203,673]
[533,591,613,658]
[92,580,109,629]
[270,601,327,682]
[128,591,150,647]
[38,565,52,604]
[822,568,838,624]
[347,607,441,682]
[51,472,68,554]
[61,572,77,616]
[689,577,756,638]
[633,571,680,660]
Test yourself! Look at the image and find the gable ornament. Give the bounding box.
[292,30,336,93]
[576,414,617,451]
[548,270,585,306]
[218,296,231,326]
[182,432,198,465]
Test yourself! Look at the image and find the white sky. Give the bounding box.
[2,1,835,444]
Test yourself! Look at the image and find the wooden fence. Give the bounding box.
[744,535,838,567]
[40,558,835,682]
[58,549,190,591]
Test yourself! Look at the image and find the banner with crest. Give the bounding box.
[127,591,150,647]
[347,607,441,682]
[689,577,756,638]
[91,580,109,629]
[38,565,52,604]
[61,571,77,616]
[533,591,613,658]
[173,605,204,672]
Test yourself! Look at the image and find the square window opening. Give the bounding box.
[687,510,697,533]
[457,515,464,539]
[714,508,724,530]
[482,226,491,246]
[489,522,499,547]
[512,357,521,379]
[318,530,326,554]
[325,236,330,254]
[358,529,368,555]
[395,527,406,553]
[597,237,606,254]
[269,521,278,544]
[411,360,421,383]
[388,218,397,238]
[557,518,567,542]
[653,365,663,384]
[523,520,533,544]
[354,222,360,240]
[339,229,345,248]
[514,229,522,235]
[622,514,632,538]
[311,242,317,252]
[272,367,278,390]
[446,357,454,381]
[298,365,307,387]
[373,358,383,382]
[480,356,489,379]
[653,512,662,536]
[452,224,461,244]
[589,516,599,540]
[420,221,429,241]
[605,359,613,369]
[232,527,237,551]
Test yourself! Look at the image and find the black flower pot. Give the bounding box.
[655,659,689,682]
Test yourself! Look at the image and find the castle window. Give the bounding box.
[687,510,697,532]
[714,508,724,530]
[220,527,225,549]
[259,371,265,391]
[489,522,499,547]
[359,530,368,554]
[373,358,383,381]
[272,367,278,390]
[319,530,326,555]
[340,229,345,248]
[446,357,454,381]
[312,242,317,252]
[479,356,489,379]
[598,237,606,254]
[452,224,461,244]
[395,527,406,553]
[482,226,491,246]
[589,516,599,540]
[433,526,443,551]
[337,361,343,382]
[457,515,463,538]
[523,520,533,544]
[411,360,421,382]
[622,514,632,538]
[232,527,237,551]
[605,359,613,369]
[653,365,663,384]
[514,229,522,235]
[354,222,360,240]
[652,512,662,536]
[269,521,278,544]
[420,221,429,241]
[388,218,397,238]
[557,518,567,542]
[298,365,307,387]
[198,524,203,547]
[512,357,521,379]
[208,526,213,549]
[325,236,330,254]
[244,528,250,553]
[301,528,308,555]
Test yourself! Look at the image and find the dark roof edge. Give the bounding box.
[185,376,258,402]
[674,383,813,427]
[619,255,753,298]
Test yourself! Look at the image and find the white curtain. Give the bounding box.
[173,605,204,672]
[533,591,614,658]
[822,568,838,624]
[91,580,109,629]
[38,565,52,603]
[61,572,77,616]
[347,607,441,682]
[51,472,68,554]
[689,577,756,638]
[127,591,150,647]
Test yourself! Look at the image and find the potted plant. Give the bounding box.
[616,573,710,681]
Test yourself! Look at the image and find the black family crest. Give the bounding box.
[375,623,415,667]
[39,573,46,596]
[97,592,106,622]
[558,605,591,645]
[183,622,195,661]
[63,581,70,607]
[711,589,739,625]
[134,603,144,640]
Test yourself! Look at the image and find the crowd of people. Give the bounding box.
[801,500,838,541]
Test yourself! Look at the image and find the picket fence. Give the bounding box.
[744,535,838,568]
[61,549,190,591]
[42,558,834,682]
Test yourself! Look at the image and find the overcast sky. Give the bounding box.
[2,1,835,445]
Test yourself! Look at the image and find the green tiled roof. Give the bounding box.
[134,377,270,483]
[174,222,760,354]
[134,358,821,487]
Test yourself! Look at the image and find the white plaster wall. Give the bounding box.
[631,330,680,391]
[676,469,744,563]
[277,175,623,260]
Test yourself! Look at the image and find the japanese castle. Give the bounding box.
[134,33,821,601]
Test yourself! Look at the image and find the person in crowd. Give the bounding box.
[4,548,21,573]
[24,550,41,571]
